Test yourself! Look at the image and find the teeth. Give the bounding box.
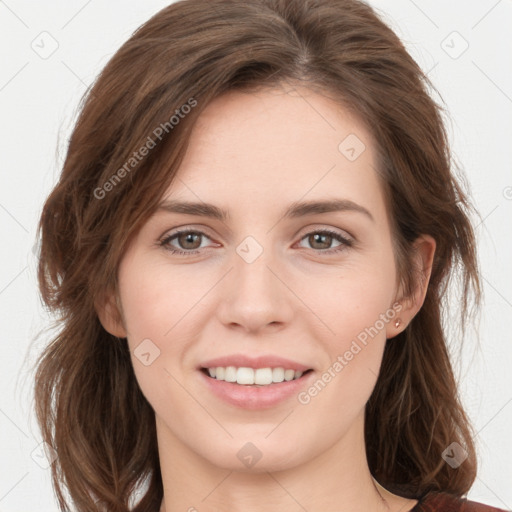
[254,368,272,385]
[236,367,254,385]
[272,367,284,383]
[284,369,295,381]
[207,366,306,385]
[224,366,237,382]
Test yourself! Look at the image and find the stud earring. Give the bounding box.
[394,318,401,328]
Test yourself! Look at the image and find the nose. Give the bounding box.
[215,242,294,334]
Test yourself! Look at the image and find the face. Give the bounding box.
[100,85,424,473]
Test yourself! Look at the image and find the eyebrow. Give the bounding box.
[156,198,374,222]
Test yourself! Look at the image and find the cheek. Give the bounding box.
[116,255,212,391]
[118,255,188,340]
[116,257,179,381]
[321,288,390,390]
[305,259,396,342]
[302,254,397,397]
[295,275,395,437]
[116,262,189,416]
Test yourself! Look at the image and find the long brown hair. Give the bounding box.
[34,0,482,510]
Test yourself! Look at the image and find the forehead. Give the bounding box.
[161,86,388,227]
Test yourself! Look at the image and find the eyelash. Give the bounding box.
[159,228,354,256]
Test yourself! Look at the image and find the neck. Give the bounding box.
[156,412,396,512]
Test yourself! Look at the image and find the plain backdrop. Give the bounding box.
[1,1,511,511]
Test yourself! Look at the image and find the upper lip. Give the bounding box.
[199,354,312,372]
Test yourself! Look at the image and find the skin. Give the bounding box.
[98,84,436,512]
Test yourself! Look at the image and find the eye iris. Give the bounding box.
[310,233,332,250]
[178,232,201,250]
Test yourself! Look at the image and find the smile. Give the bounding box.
[199,366,315,410]
[202,366,312,386]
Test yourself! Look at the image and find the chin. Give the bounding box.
[199,437,307,474]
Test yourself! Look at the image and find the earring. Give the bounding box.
[394,318,401,328]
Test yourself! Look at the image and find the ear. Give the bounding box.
[94,287,127,338]
[386,234,436,339]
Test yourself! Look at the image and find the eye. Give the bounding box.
[160,229,213,255]
[296,229,353,255]
[159,228,354,256]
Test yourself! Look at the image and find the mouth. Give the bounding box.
[197,355,315,408]
[200,366,314,386]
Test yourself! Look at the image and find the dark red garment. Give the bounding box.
[411,492,510,512]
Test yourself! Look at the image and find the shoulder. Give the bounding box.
[413,491,510,512]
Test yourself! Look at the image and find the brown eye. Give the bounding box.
[307,232,334,250]
[160,230,211,255]
[298,229,353,254]
[175,232,202,250]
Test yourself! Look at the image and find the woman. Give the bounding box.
[34,0,508,511]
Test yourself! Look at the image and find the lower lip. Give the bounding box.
[199,370,314,410]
